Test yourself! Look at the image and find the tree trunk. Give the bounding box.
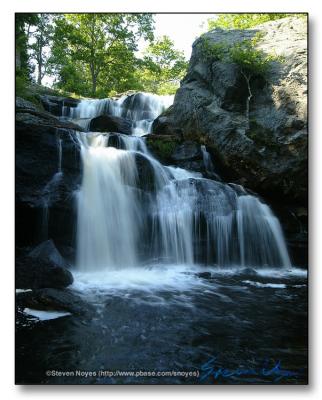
[37,60,42,85]
[241,70,253,131]
[91,76,97,97]
[37,35,43,85]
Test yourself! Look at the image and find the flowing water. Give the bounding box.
[16,92,307,384]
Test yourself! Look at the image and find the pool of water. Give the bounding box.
[15,264,308,384]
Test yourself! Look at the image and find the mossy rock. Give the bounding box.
[146,135,181,162]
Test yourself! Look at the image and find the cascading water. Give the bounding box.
[76,133,141,271]
[70,92,173,135]
[66,92,291,272]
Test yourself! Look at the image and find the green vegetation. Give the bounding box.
[199,33,280,130]
[136,36,188,95]
[15,13,188,99]
[207,13,305,31]
[146,137,179,160]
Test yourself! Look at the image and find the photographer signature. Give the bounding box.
[200,356,302,383]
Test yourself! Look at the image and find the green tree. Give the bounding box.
[29,14,54,85]
[229,38,275,130]
[51,13,154,97]
[207,13,292,31]
[15,13,39,80]
[199,35,277,130]
[137,35,188,95]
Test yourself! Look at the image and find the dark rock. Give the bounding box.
[89,115,132,135]
[272,204,308,267]
[40,95,80,117]
[133,152,160,192]
[196,272,212,279]
[16,97,83,132]
[16,97,40,112]
[16,255,73,289]
[171,141,202,161]
[152,114,183,137]
[16,99,81,248]
[145,134,181,163]
[16,288,94,317]
[152,17,307,206]
[29,239,70,270]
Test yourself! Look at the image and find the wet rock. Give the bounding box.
[89,115,132,135]
[29,239,70,270]
[196,272,212,279]
[16,288,94,317]
[145,134,181,163]
[40,95,80,117]
[171,141,202,161]
[16,255,73,290]
[16,98,81,248]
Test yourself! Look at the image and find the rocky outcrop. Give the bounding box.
[16,288,94,317]
[40,94,80,117]
[16,255,73,290]
[29,240,71,270]
[89,115,132,134]
[152,17,307,207]
[16,97,82,249]
[145,135,221,179]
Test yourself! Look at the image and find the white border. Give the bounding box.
[1,0,321,399]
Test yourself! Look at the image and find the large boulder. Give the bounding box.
[152,16,307,207]
[89,115,132,135]
[29,239,70,270]
[16,255,73,289]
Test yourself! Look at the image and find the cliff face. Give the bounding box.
[152,17,307,206]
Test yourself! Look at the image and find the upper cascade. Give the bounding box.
[66,92,174,135]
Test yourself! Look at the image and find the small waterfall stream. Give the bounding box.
[65,92,291,272]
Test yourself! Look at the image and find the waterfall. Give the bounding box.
[76,133,141,271]
[69,92,291,272]
[201,145,215,174]
[69,92,173,135]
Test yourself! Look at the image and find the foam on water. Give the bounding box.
[23,308,72,321]
[70,264,306,298]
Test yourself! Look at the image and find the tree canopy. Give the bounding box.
[207,13,302,31]
[15,13,189,98]
[135,36,188,95]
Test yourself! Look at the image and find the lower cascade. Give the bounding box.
[71,92,291,272]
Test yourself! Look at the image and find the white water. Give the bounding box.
[76,134,140,271]
[66,92,293,277]
[69,92,173,135]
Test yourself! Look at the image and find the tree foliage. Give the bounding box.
[15,13,189,98]
[15,14,39,79]
[207,13,298,31]
[135,36,188,95]
[29,14,54,85]
[51,14,154,97]
[198,33,280,130]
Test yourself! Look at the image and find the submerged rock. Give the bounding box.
[16,288,94,317]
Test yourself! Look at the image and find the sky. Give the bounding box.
[150,13,216,59]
